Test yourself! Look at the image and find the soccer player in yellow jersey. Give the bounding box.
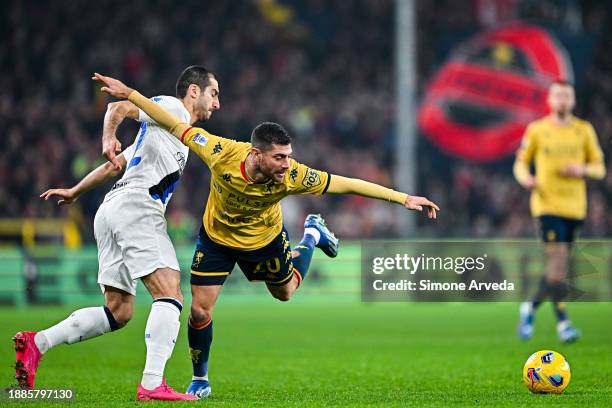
[93,72,439,398]
[514,80,605,342]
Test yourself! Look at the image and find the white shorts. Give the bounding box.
[94,190,179,296]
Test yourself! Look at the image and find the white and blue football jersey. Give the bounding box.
[104,95,190,209]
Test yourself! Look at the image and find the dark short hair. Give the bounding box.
[175,65,215,98]
[251,122,292,151]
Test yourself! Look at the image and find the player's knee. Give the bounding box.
[143,268,183,301]
[271,289,293,302]
[190,303,213,324]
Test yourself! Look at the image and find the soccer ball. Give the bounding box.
[523,350,571,394]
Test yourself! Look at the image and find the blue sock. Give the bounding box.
[292,234,316,280]
[188,317,213,378]
[553,302,568,322]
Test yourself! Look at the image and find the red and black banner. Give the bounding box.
[418,24,573,162]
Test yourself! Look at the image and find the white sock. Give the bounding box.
[141,299,181,390]
[35,307,112,353]
[304,227,321,244]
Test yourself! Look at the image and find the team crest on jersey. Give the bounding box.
[302,168,321,188]
[193,133,208,146]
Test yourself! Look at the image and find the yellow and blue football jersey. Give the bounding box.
[180,127,330,250]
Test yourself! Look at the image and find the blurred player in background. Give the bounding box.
[93,72,440,399]
[13,66,219,401]
[514,80,605,342]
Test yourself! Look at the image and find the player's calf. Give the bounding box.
[187,285,221,398]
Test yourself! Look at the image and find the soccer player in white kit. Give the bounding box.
[13,66,220,401]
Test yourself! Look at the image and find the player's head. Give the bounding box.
[547,80,575,118]
[251,122,293,182]
[176,65,220,122]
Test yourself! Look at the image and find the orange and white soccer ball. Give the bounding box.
[523,350,571,394]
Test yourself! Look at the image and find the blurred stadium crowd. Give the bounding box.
[1,0,610,244]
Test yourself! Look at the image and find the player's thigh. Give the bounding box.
[190,225,236,287]
[115,209,182,286]
[141,267,183,301]
[237,227,295,286]
[95,205,138,296]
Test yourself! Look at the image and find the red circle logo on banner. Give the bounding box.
[418,24,573,162]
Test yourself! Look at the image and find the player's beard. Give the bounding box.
[196,99,211,121]
[555,107,570,120]
[257,158,284,182]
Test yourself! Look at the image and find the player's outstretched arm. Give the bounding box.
[102,101,139,170]
[92,73,190,139]
[327,175,439,219]
[40,154,127,206]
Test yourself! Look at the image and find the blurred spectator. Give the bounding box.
[0,0,610,243]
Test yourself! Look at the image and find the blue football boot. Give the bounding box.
[186,379,211,399]
[304,214,339,258]
[557,321,581,343]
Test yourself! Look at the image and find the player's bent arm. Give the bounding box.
[103,101,139,140]
[102,101,140,169]
[584,126,606,179]
[327,175,408,204]
[513,159,532,185]
[127,91,190,139]
[40,154,127,205]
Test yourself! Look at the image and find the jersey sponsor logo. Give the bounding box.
[110,180,129,191]
[175,152,186,174]
[302,168,321,188]
[193,133,208,146]
[220,213,253,224]
[226,192,267,208]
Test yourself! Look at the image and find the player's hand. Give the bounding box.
[92,73,134,99]
[520,175,537,190]
[102,136,123,171]
[40,188,79,206]
[404,196,440,219]
[560,163,585,178]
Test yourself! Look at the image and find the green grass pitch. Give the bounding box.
[1,300,611,407]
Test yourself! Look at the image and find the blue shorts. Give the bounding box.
[190,225,295,286]
[537,215,583,243]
